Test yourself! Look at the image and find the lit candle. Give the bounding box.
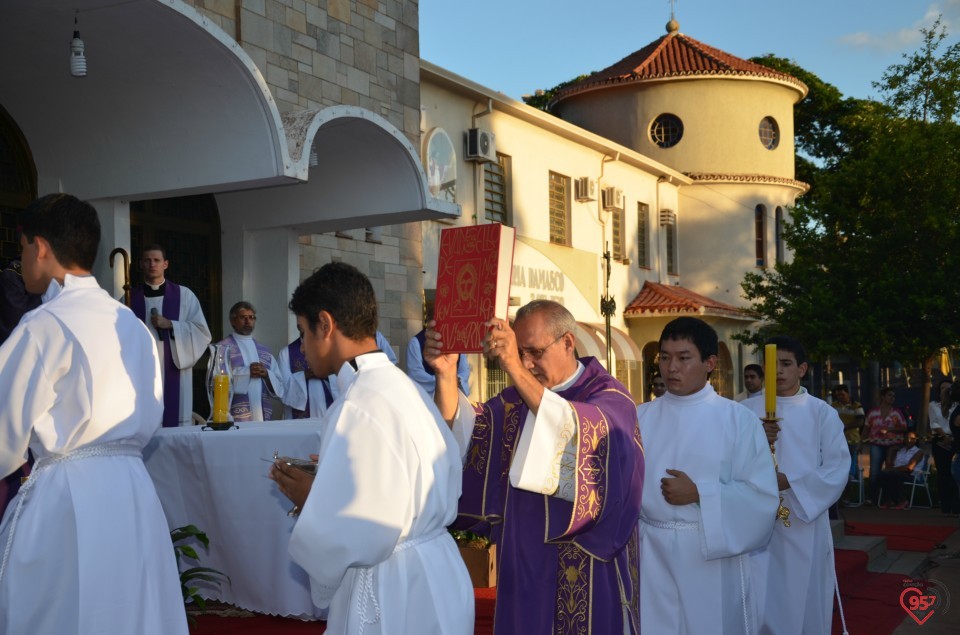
[212,375,230,423]
[764,344,777,414]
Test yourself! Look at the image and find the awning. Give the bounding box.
[572,322,606,361]
[589,323,643,361]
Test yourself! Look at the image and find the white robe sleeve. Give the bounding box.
[169,287,211,370]
[405,336,436,396]
[277,347,308,412]
[449,392,476,463]
[264,353,284,401]
[694,414,778,560]
[782,404,849,524]
[376,331,398,364]
[508,390,578,501]
[288,401,409,609]
[0,323,49,477]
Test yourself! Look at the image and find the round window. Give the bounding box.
[759,117,779,150]
[650,114,683,148]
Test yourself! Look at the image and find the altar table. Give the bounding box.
[143,421,325,619]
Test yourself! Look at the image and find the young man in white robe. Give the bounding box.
[133,244,211,426]
[0,194,186,634]
[270,261,473,634]
[743,335,849,635]
[637,316,779,634]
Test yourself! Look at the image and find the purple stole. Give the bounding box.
[285,340,334,419]
[224,335,274,422]
[456,357,644,634]
[287,340,310,419]
[131,282,182,428]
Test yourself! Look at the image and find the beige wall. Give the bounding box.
[554,78,800,179]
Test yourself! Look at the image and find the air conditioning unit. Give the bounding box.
[465,128,497,162]
[574,177,597,202]
[601,186,624,211]
[659,209,677,226]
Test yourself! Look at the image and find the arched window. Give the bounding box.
[775,206,784,264]
[755,205,766,267]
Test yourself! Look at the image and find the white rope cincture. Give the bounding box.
[638,514,699,530]
[0,441,143,588]
[738,554,751,635]
[833,549,850,635]
[355,527,447,635]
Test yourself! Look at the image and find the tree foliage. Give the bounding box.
[742,19,960,367]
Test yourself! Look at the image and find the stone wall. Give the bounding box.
[185,0,421,145]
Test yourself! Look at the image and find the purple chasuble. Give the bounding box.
[131,282,181,427]
[456,357,644,634]
[223,335,275,421]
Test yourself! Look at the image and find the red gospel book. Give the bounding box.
[434,223,516,353]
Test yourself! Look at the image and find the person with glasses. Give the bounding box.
[425,299,644,634]
[216,301,284,421]
[636,317,777,634]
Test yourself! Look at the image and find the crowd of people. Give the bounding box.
[0,191,943,634]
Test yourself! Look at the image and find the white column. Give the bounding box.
[88,198,130,300]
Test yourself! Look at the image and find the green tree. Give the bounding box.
[742,22,960,425]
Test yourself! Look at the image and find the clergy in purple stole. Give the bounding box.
[430,300,644,635]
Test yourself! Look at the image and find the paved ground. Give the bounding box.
[836,504,960,634]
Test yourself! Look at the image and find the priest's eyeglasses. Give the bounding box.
[519,333,567,361]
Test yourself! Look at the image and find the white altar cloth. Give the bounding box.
[143,421,325,619]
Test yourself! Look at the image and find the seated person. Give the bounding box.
[877,432,924,510]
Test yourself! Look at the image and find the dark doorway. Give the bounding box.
[0,102,36,263]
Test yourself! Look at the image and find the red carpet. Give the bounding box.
[844,522,955,552]
[191,588,496,634]
[832,549,912,635]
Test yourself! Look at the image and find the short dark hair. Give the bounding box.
[937,378,953,392]
[659,317,717,360]
[765,335,808,366]
[20,193,100,271]
[141,244,167,260]
[229,301,255,319]
[289,261,377,341]
[744,363,764,378]
[832,384,849,396]
[880,386,895,398]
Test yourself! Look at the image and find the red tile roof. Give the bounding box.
[552,26,807,105]
[624,281,751,319]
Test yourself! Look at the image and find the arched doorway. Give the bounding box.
[131,195,222,417]
[711,342,734,398]
[642,341,659,402]
[0,102,36,263]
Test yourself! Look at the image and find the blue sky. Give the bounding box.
[420,0,960,103]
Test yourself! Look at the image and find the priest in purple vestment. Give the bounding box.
[426,299,644,634]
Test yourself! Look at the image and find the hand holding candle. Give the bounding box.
[764,344,777,415]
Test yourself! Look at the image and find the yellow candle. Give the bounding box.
[764,344,777,414]
[212,375,230,423]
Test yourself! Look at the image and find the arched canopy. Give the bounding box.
[0,0,291,201]
[217,106,459,233]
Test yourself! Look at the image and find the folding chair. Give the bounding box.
[906,454,933,509]
[845,445,865,507]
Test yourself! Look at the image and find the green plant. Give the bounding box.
[449,529,492,550]
[171,524,230,625]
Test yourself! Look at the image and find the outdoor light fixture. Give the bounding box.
[309,147,318,167]
[70,15,87,77]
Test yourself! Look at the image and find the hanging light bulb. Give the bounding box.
[70,15,87,78]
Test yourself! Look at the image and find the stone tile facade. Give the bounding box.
[187,0,425,362]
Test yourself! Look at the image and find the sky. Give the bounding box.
[419,0,960,103]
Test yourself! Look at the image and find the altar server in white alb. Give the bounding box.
[637,317,778,634]
[0,194,186,634]
[270,261,473,634]
[744,335,849,635]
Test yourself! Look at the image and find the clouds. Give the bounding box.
[838,1,960,52]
